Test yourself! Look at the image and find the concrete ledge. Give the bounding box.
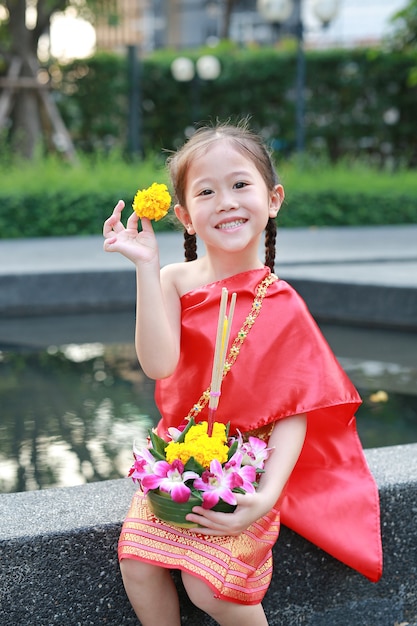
[1,271,416,331]
[0,270,137,317]
[290,279,417,331]
[1,444,416,626]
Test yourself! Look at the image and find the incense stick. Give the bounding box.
[208,288,236,435]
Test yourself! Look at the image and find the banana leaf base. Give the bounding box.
[147,489,236,528]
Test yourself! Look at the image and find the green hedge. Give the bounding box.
[280,191,417,226]
[1,189,416,239]
[1,151,416,238]
[53,45,417,166]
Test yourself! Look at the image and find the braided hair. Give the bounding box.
[184,229,197,262]
[167,120,280,272]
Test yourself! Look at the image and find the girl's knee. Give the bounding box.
[181,571,216,613]
[181,572,268,625]
[120,558,167,586]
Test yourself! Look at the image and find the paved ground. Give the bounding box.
[0,224,416,328]
[2,224,417,284]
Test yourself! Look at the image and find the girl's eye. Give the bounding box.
[200,189,213,196]
[234,182,247,189]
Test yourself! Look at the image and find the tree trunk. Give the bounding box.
[4,0,69,159]
[12,86,43,159]
[5,0,41,158]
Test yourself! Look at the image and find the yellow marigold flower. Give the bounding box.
[192,435,228,467]
[211,422,228,441]
[184,422,207,442]
[165,433,229,469]
[184,421,227,444]
[132,182,171,221]
[165,442,188,465]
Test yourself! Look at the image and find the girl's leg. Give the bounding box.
[181,571,269,626]
[120,558,181,626]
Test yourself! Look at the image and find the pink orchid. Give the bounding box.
[193,459,239,509]
[167,427,183,441]
[142,459,199,503]
[167,420,188,442]
[224,451,257,493]
[237,434,271,469]
[128,446,158,483]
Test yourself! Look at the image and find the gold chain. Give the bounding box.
[186,272,278,420]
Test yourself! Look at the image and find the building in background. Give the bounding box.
[72,0,409,57]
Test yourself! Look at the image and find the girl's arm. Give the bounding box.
[103,202,181,379]
[135,262,181,379]
[255,413,307,510]
[186,413,307,535]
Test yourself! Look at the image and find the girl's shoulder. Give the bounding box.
[161,259,209,298]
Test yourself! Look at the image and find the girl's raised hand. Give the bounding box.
[103,200,159,266]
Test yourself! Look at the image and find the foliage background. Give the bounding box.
[1,152,416,238]
[53,46,417,165]
[1,45,417,238]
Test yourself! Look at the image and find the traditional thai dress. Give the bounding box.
[118,268,383,604]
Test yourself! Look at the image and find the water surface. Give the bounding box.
[1,313,416,493]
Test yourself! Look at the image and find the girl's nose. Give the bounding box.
[217,193,239,212]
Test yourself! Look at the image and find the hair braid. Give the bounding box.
[264,218,277,272]
[184,230,197,262]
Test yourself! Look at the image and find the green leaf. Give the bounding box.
[227,439,239,460]
[149,448,166,462]
[189,489,204,503]
[184,456,205,475]
[176,418,196,443]
[149,429,168,457]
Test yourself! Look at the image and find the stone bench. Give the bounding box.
[1,443,416,626]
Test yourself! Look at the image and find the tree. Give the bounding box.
[389,0,417,50]
[388,0,417,87]
[0,0,99,159]
[0,0,240,160]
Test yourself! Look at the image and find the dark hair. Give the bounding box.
[167,120,279,272]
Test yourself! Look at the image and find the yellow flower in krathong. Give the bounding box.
[165,422,229,469]
[184,421,227,444]
[132,182,171,221]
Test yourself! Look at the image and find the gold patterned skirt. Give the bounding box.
[118,490,281,605]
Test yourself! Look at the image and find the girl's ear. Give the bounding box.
[268,184,285,219]
[174,204,196,235]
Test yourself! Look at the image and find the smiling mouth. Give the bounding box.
[216,219,247,230]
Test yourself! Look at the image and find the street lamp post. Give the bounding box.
[127,44,142,157]
[257,0,340,153]
[294,0,305,153]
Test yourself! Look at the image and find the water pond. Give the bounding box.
[0,313,416,493]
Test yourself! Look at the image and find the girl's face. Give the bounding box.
[174,140,283,256]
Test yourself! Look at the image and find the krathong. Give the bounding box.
[129,418,271,526]
[132,182,171,221]
[128,287,272,526]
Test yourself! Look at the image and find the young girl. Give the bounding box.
[103,121,382,626]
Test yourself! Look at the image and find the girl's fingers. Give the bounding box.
[139,217,153,233]
[126,210,140,230]
[114,199,125,212]
[103,200,125,237]
[103,236,117,250]
[111,200,126,233]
